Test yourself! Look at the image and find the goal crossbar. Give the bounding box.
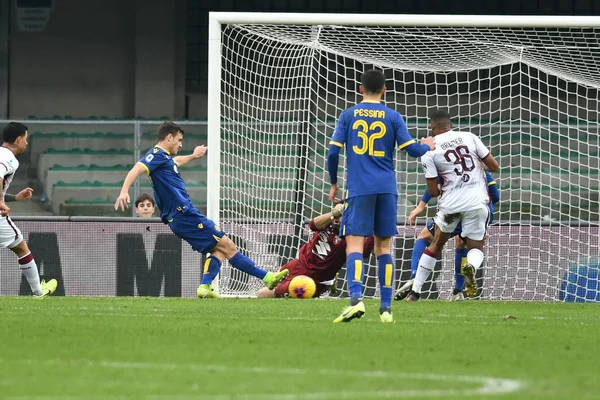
[209,12,600,29]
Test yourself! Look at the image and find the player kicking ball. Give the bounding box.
[257,203,374,299]
[395,171,499,301]
[114,122,288,297]
[327,69,435,323]
[0,123,57,297]
[406,110,499,302]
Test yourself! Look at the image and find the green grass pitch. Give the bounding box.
[0,297,598,399]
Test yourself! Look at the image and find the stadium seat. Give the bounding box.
[51,181,207,215]
[28,124,600,221]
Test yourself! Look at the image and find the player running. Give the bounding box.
[257,203,374,298]
[327,69,435,323]
[0,122,58,297]
[406,110,499,302]
[395,171,500,301]
[114,122,288,297]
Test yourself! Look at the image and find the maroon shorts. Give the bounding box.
[274,259,327,298]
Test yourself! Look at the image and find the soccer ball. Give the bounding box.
[288,275,316,299]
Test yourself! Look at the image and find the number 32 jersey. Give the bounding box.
[330,101,417,198]
[421,130,491,213]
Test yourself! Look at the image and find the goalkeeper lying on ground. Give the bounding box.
[258,203,374,298]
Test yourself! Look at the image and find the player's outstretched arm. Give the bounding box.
[174,145,207,167]
[473,134,499,173]
[425,178,440,197]
[408,201,427,225]
[114,163,147,211]
[408,179,440,224]
[327,112,347,202]
[4,188,33,202]
[312,203,343,230]
[327,144,341,202]
[0,179,9,216]
[395,113,435,157]
[482,153,500,173]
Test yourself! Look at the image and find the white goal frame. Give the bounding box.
[206,12,600,298]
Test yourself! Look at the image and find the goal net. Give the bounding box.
[209,14,600,301]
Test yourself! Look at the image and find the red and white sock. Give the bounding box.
[19,252,41,296]
[412,249,438,294]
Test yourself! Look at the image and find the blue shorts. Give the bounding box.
[340,194,398,238]
[426,207,494,239]
[168,207,225,253]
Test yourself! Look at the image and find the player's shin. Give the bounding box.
[201,256,221,285]
[412,249,437,294]
[454,248,468,293]
[18,252,42,296]
[228,252,267,280]
[377,254,394,311]
[346,252,364,304]
[410,238,429,279]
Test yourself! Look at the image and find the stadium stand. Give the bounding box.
[28,121,600,220]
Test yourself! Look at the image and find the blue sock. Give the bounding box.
[377,254,394,310]
[411,238,430,279]
[346,252,364,301]
[201,256,221,285]
[229,252,267,280]
[454,248,468,291]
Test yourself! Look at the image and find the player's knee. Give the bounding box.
[429,238,445,254]
[418,228,433,241]
[373,236,391,256]
[214,235,238,259]
[9,240,29,258]
[345,235,364,254]
[454,236,467,249]
[209,250,226,263]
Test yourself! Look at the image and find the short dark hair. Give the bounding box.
[157,121,184,141]
[135,193,155,208]
[3,122,28,144]
[430,109,452,125]
[361,69,386,95]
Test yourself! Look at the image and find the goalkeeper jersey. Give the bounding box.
[330,101,416,197]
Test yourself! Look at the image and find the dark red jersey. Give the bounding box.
[297,219,374,283]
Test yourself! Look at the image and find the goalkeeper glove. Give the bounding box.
[332,203,343,218]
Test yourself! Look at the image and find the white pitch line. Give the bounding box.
[1,358,523,399]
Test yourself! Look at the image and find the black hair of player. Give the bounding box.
[157,121,185,141]
[361,69,386,95]
[430,109,452,125]
[3,122,28,144]
[135,193,155,208]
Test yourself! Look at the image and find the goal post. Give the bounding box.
[208,12,600,301]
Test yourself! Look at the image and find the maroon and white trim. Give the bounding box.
[6,216,19,240]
